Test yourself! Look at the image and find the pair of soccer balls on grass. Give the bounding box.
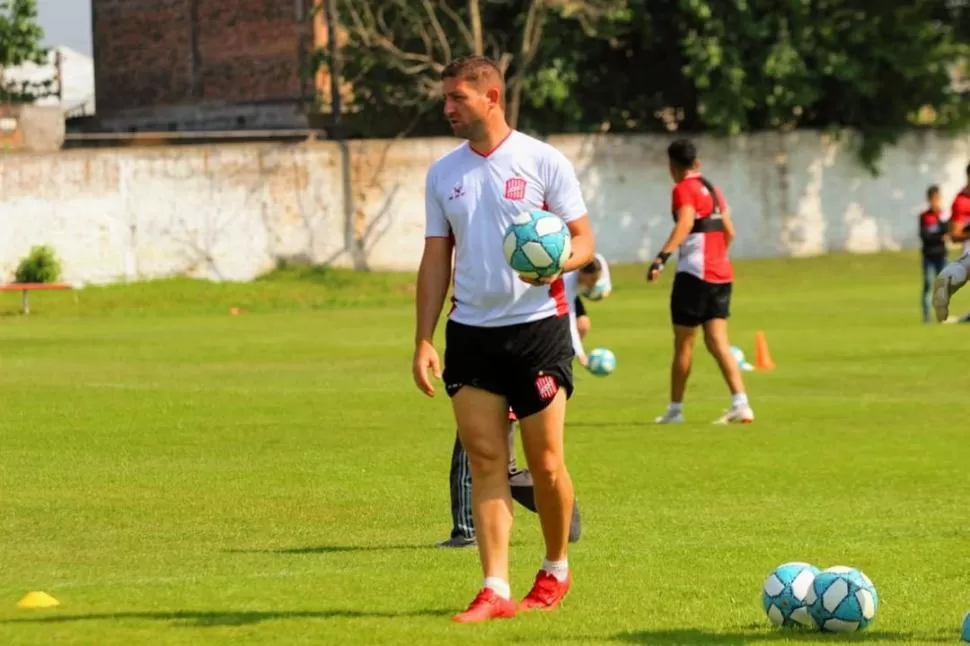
[503,209,615,377]
[762,562,878,633]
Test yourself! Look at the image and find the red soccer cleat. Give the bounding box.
[452,588,517,623]
[518,570,571,612]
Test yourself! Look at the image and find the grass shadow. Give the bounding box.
[224,543,438,555]
[1,608,452,628]
[614,628,954,644]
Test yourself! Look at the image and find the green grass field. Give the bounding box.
[1,251,968,646]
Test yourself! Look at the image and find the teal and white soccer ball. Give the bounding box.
[730,345,754,371]
[806,566,878,632]
[587,348,616,376]
[961,610,970,643]
[761,561,820,628]
[503,210,572,279]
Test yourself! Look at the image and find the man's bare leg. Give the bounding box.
[451,386,518,622]
[656,325,696,423]
[703,318,754,424]
[517,388,573,610]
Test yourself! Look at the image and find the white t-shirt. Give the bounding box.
[425,130,588,328]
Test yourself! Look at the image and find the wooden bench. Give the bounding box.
[0,282,72,314]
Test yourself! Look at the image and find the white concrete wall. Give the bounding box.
[0,130,967,284]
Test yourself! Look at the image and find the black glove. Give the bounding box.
[647,251,671,282]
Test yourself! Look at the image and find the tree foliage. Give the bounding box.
[0,0,50,103]
[320,0,970,170]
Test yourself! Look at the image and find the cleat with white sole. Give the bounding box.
[713,405,755,425]
[655,410,684,424]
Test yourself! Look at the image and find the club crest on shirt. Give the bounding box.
[504,177,527,200]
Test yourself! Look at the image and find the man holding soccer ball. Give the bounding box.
[437,254,611,550]
[413,55,596,622]
[646,139,754,424]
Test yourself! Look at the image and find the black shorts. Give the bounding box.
[574,296,587,318]
[670,272,732,327]
[443,315,574,419]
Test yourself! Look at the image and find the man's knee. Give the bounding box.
[576,316,591,338]
[528,449,566,488]
[703,330,722,354]
[461,432,509,475]
[453,386,512,476]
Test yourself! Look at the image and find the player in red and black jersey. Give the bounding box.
[647,139,753,424]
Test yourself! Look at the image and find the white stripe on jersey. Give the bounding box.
[424,131,588,328]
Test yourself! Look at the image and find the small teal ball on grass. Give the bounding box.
[761,561,820,628]
[805,566,878,633]
[587,348,616,376]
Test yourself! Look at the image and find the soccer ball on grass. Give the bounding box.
[805,565,878,632]
[761,561,819,628]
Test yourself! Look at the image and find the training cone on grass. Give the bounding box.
[16,591,59,609]
[754,331,776,371]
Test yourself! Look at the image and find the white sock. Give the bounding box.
[483,577,511,600]
[542,558,569,582]
[731,393,749,408]
[668,402,683,414]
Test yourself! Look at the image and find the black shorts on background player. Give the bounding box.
[670,271,732,327]
[443,315,574,418]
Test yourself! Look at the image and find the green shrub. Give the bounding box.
[14,245,62,284]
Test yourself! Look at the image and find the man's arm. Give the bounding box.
[416,169,453,346]
[563,216,595,273]
[948,217,969,243]
[543,148,595,274]
[658,205,697,257]
[721,208,736,247]
[415,237,453,345]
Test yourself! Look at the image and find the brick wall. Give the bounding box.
[92,0,313,130]
[92,0,194,112]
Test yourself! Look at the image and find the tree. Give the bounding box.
[659,0,970,171]
[329,0,627,137]
[0,0,50,103]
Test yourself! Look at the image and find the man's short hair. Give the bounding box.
[966,161,970,176]
[441,55,504,84]
[927,184,940,199]
[580,257,603,275]
[441,55,505,105]
[667,139,697,169]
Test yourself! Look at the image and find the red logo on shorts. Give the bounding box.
[504,177,527,200]
[535,375,558,401]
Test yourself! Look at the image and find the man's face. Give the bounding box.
[442,77,489,141]
[930,192,942,211]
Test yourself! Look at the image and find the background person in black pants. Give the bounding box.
[437,411,582,548]
[919,185,948,323]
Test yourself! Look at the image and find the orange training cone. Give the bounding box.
[754,331,775,371]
